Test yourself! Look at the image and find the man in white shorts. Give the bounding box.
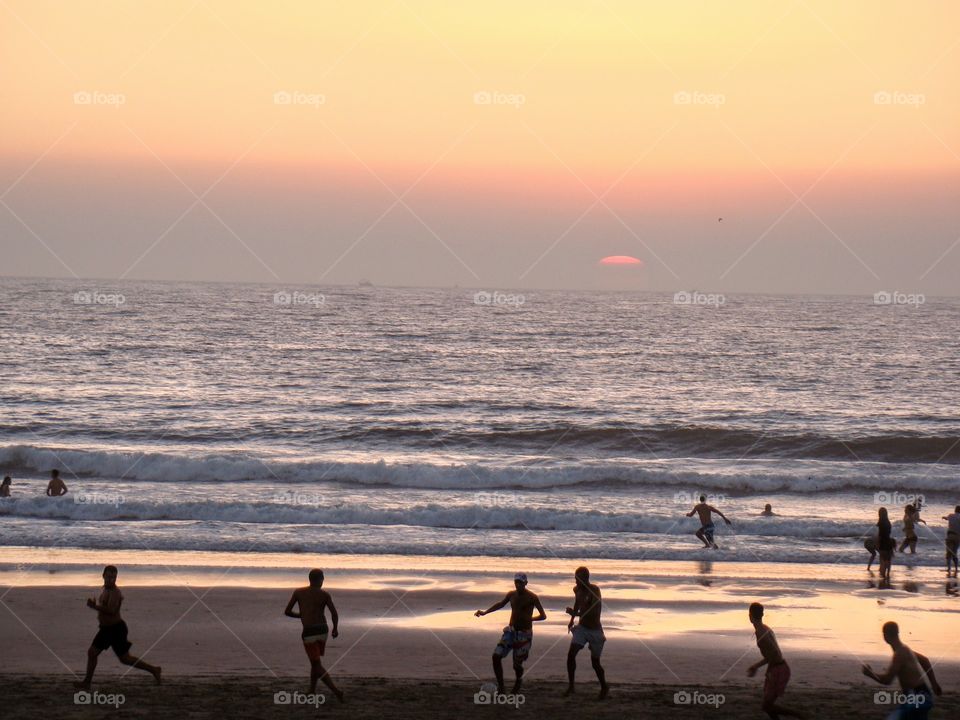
[564,566,609,699]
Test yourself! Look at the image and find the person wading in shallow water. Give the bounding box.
[687,495,732,549]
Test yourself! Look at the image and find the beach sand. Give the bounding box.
[3,551,958,717]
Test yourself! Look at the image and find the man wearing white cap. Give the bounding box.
[475,572,547,694]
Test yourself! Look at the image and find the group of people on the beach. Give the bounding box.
[858,499,960,579]
[75,563,945,719]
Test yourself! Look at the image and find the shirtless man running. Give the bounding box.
[76,565,162,689]
[475,572,546,695]
[564,566,609,699]
[862,621,942,719]
[747,603,805,719]
[284,569,343,701]
[687,495,732,549]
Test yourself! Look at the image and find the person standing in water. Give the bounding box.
[862,621,941,719]
[943,505,960,577]
[0,476,11,497]
[877,507,895,580]
[46,469,68,496]
[564,566,609,699]
[686,495,732,549]
[475,572,546,695]
[898,502,927,554]
[865,526,880,571]
[76,565,162,689]
[284,569,344,701]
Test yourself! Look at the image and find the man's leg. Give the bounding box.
[118,653,162,684]
[591,655,608,699]
[762,700,806,719]
[695,528,709,548]
[77,645,102,688]
[311,660,344,702]
[492,654,505,695]
[511,660,524,694]
[565,643,582,695]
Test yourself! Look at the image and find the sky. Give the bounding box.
[1,0,958,294]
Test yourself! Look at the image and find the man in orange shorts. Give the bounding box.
[284,569,343,701]
[747,603,806,719]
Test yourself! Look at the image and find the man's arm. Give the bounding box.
[327,595,339,638]
[686,507,696,517]
[284,592,301,618]
[87,590,122,618]
[916,652,942,695]
[709,506,732,525]
[532,595,547,622]
[566,591,582,629]
[475,593,511,617]
[862,655,899,686]
[747,657,768,677]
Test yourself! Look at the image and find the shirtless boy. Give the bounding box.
[747,603,805,719]
[76,565,161,689]
[862,621,941,719]
[564,566,609,699]
[284,569,343,701]
[475,572,546,695]
[687,495,732,549]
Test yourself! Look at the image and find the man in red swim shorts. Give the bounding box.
[747,603,806,719]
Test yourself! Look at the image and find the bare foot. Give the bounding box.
[153,667,162,685]
[334,689,345,703]
[598,683,610,700]
[563,686,575,697]
[511,680,522,695]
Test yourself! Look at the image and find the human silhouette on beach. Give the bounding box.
[474,572,546,695]
[76,565,162,689]
[862,621,941,718]
[877,508,895,580]
[284,569,344,701]
[686,495,732,549]
[564,566,609,699]
[898,502,926,554]
[942,505,960,576]
[0,476,11,497]
[747,603,806,719]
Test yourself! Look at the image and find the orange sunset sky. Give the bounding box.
[1,1,958,293]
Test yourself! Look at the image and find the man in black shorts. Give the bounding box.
[76,565,162,689]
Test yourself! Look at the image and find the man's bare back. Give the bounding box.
[290,586,333,629]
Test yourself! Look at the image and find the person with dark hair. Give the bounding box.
[943,505,960,576]
[0,476,11,497]
[76,565,162,689]
[475,572,546,695]
[564,566,608,699]
[862,621,941,719]
[877,507,895,580]
[746,603,805,719]
[284,569,343,701]
[45,469,68,496]
[899,502,926,554]
[686,494,732,549]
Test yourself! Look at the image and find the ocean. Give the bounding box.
[1,277,958,565]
